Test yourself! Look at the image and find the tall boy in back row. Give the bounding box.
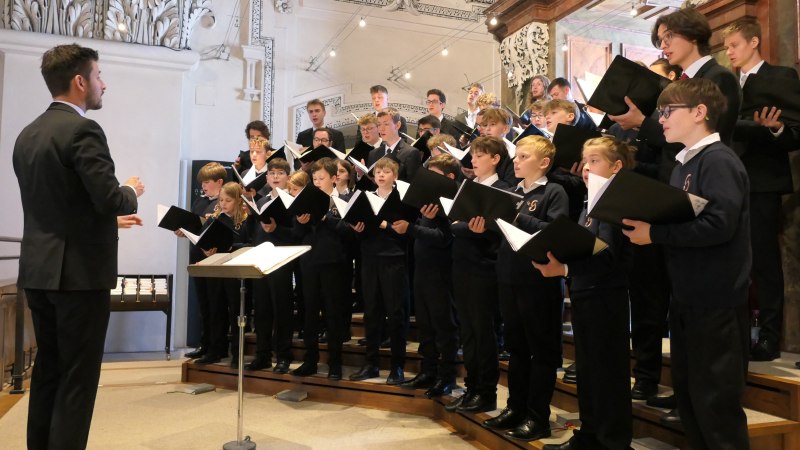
[624,78,751,450]
[723,18,800,362]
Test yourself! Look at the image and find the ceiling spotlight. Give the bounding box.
[629,4,638,16]
[117,23,128,33]
[404,72,411,80]
[561,41,569,52]
[441,48,449,56]
[329,48,336,57]
[489,16,498,26]
[359,17,366,27]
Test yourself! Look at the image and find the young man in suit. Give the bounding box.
[13,44,143,450]
[426,88,462,138]
[356,85,408,142]
[296,99,345,151]
[546,78,596,131]
[366,108,422,182]
[723,18,800,362]
[455,82,484,129]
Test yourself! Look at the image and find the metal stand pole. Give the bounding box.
[223,279,255,450]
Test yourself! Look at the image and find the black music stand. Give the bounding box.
[188,243,311,450]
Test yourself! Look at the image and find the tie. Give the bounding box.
[680,73,689,80]
[385,145,391,156]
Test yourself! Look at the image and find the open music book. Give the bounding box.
[188,242,311,278]
[157,204,203,234]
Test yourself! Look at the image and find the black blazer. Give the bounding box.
[13,103,138,290]
[733,62,800,193]
[356,114,408,143]
[439,117,462,138]
[693,58,741,145]
[367,139,422,182]
[297,126,346,152]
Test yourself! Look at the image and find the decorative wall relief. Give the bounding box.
[2,0,212,50]
[500,22,549,95]
[335,0,493,22]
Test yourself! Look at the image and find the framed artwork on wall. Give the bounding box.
[621,43,663,67]
[566,36,612,103]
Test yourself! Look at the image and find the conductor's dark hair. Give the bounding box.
[245,120,270,139]
[41,44,99,97]
[652,8,712,56]
[427,88,447,104]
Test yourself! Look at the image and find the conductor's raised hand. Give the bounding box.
[117,214,143,229]
[532,252,566,278]
[125,176,145,197]
[621,219,652,245]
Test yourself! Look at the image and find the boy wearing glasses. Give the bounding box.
[426,88,461,137]
[296,98,345,151]
[623,79,751,450]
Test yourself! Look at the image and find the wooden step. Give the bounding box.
[561,333,800,421]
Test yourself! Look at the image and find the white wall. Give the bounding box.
[0,0,501,352]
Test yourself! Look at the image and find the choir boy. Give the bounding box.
[366,108,422,181]
[546,78,596,130]
[296,99,345,151]
[426,88,461,137]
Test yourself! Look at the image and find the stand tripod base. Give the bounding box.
[223,437,256,450]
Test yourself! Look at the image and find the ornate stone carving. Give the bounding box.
[273,0,291,14]
[248,0,275,129]
[336,0,493,22]
[500,22,549,95]
[1,0,212,50]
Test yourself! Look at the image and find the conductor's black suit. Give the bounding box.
[13,102,138,450]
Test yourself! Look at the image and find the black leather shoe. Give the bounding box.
[562,372,577,384]
[327,365,342,380]
[445,393,470,412]
[400,372,436,389]
[647,394,676,409]
[425,379,456,398]
[380,338,391,349]
[482,407,525,430]
[194,354,222,365]
[230,357,240,369]
[349,364,380,381]
[386,367,405,385]
[185,346,206,359]
[564,362,576,375]
[542,436,582,450]
[796,361,800,369]
[498,351,511,361]
[273,359,290,374]
[245,356,272,371]
[631,379,658,400]
[505,418,551,441]
[291,362,318,377]
[750,338,780,361]
[660,408,682,426]
[457,393,497,413]
[318,330,328,344]
[357,338,368,346]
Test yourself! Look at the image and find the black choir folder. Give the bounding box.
[188,242,311,279]
[402,168,459,210]
[332,191,379,227]
[232,166,268,193]
[551,124,602,170]
[242,193,288,223]
[180,217,238,251]
[587,55,671,117]
[741,73,800,125]
[441,179,523,231]
[587,170,708,228]
[496,216,608,264]
[332,181,416,226]
[277,185,331,223]
[157,204,203,234]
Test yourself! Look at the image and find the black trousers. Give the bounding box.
[452,270,499,397]
[26,289,110,450]
[191,276,224,351]
[571,287,632,450]
[301,262,350,367]
[499,282,563,424]
[252,264,294,361]
[414,264,459,381]
[670,301,750,450]
[749,192,784,343]
[627,243,670,384]
[362,255,409,368]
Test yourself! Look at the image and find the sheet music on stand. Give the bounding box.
[188,242,311,450]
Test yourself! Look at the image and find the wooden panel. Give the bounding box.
[621,44,663,67]
[566,36,612,103]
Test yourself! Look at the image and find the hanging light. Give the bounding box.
[441,47,449,56]
[404,72,411,80]
[359,17,366,27]
[489,16,498,26]
[329,48,336,57]
[117,23,128,33]
[561,40,569,52]
[629,2,638,16]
